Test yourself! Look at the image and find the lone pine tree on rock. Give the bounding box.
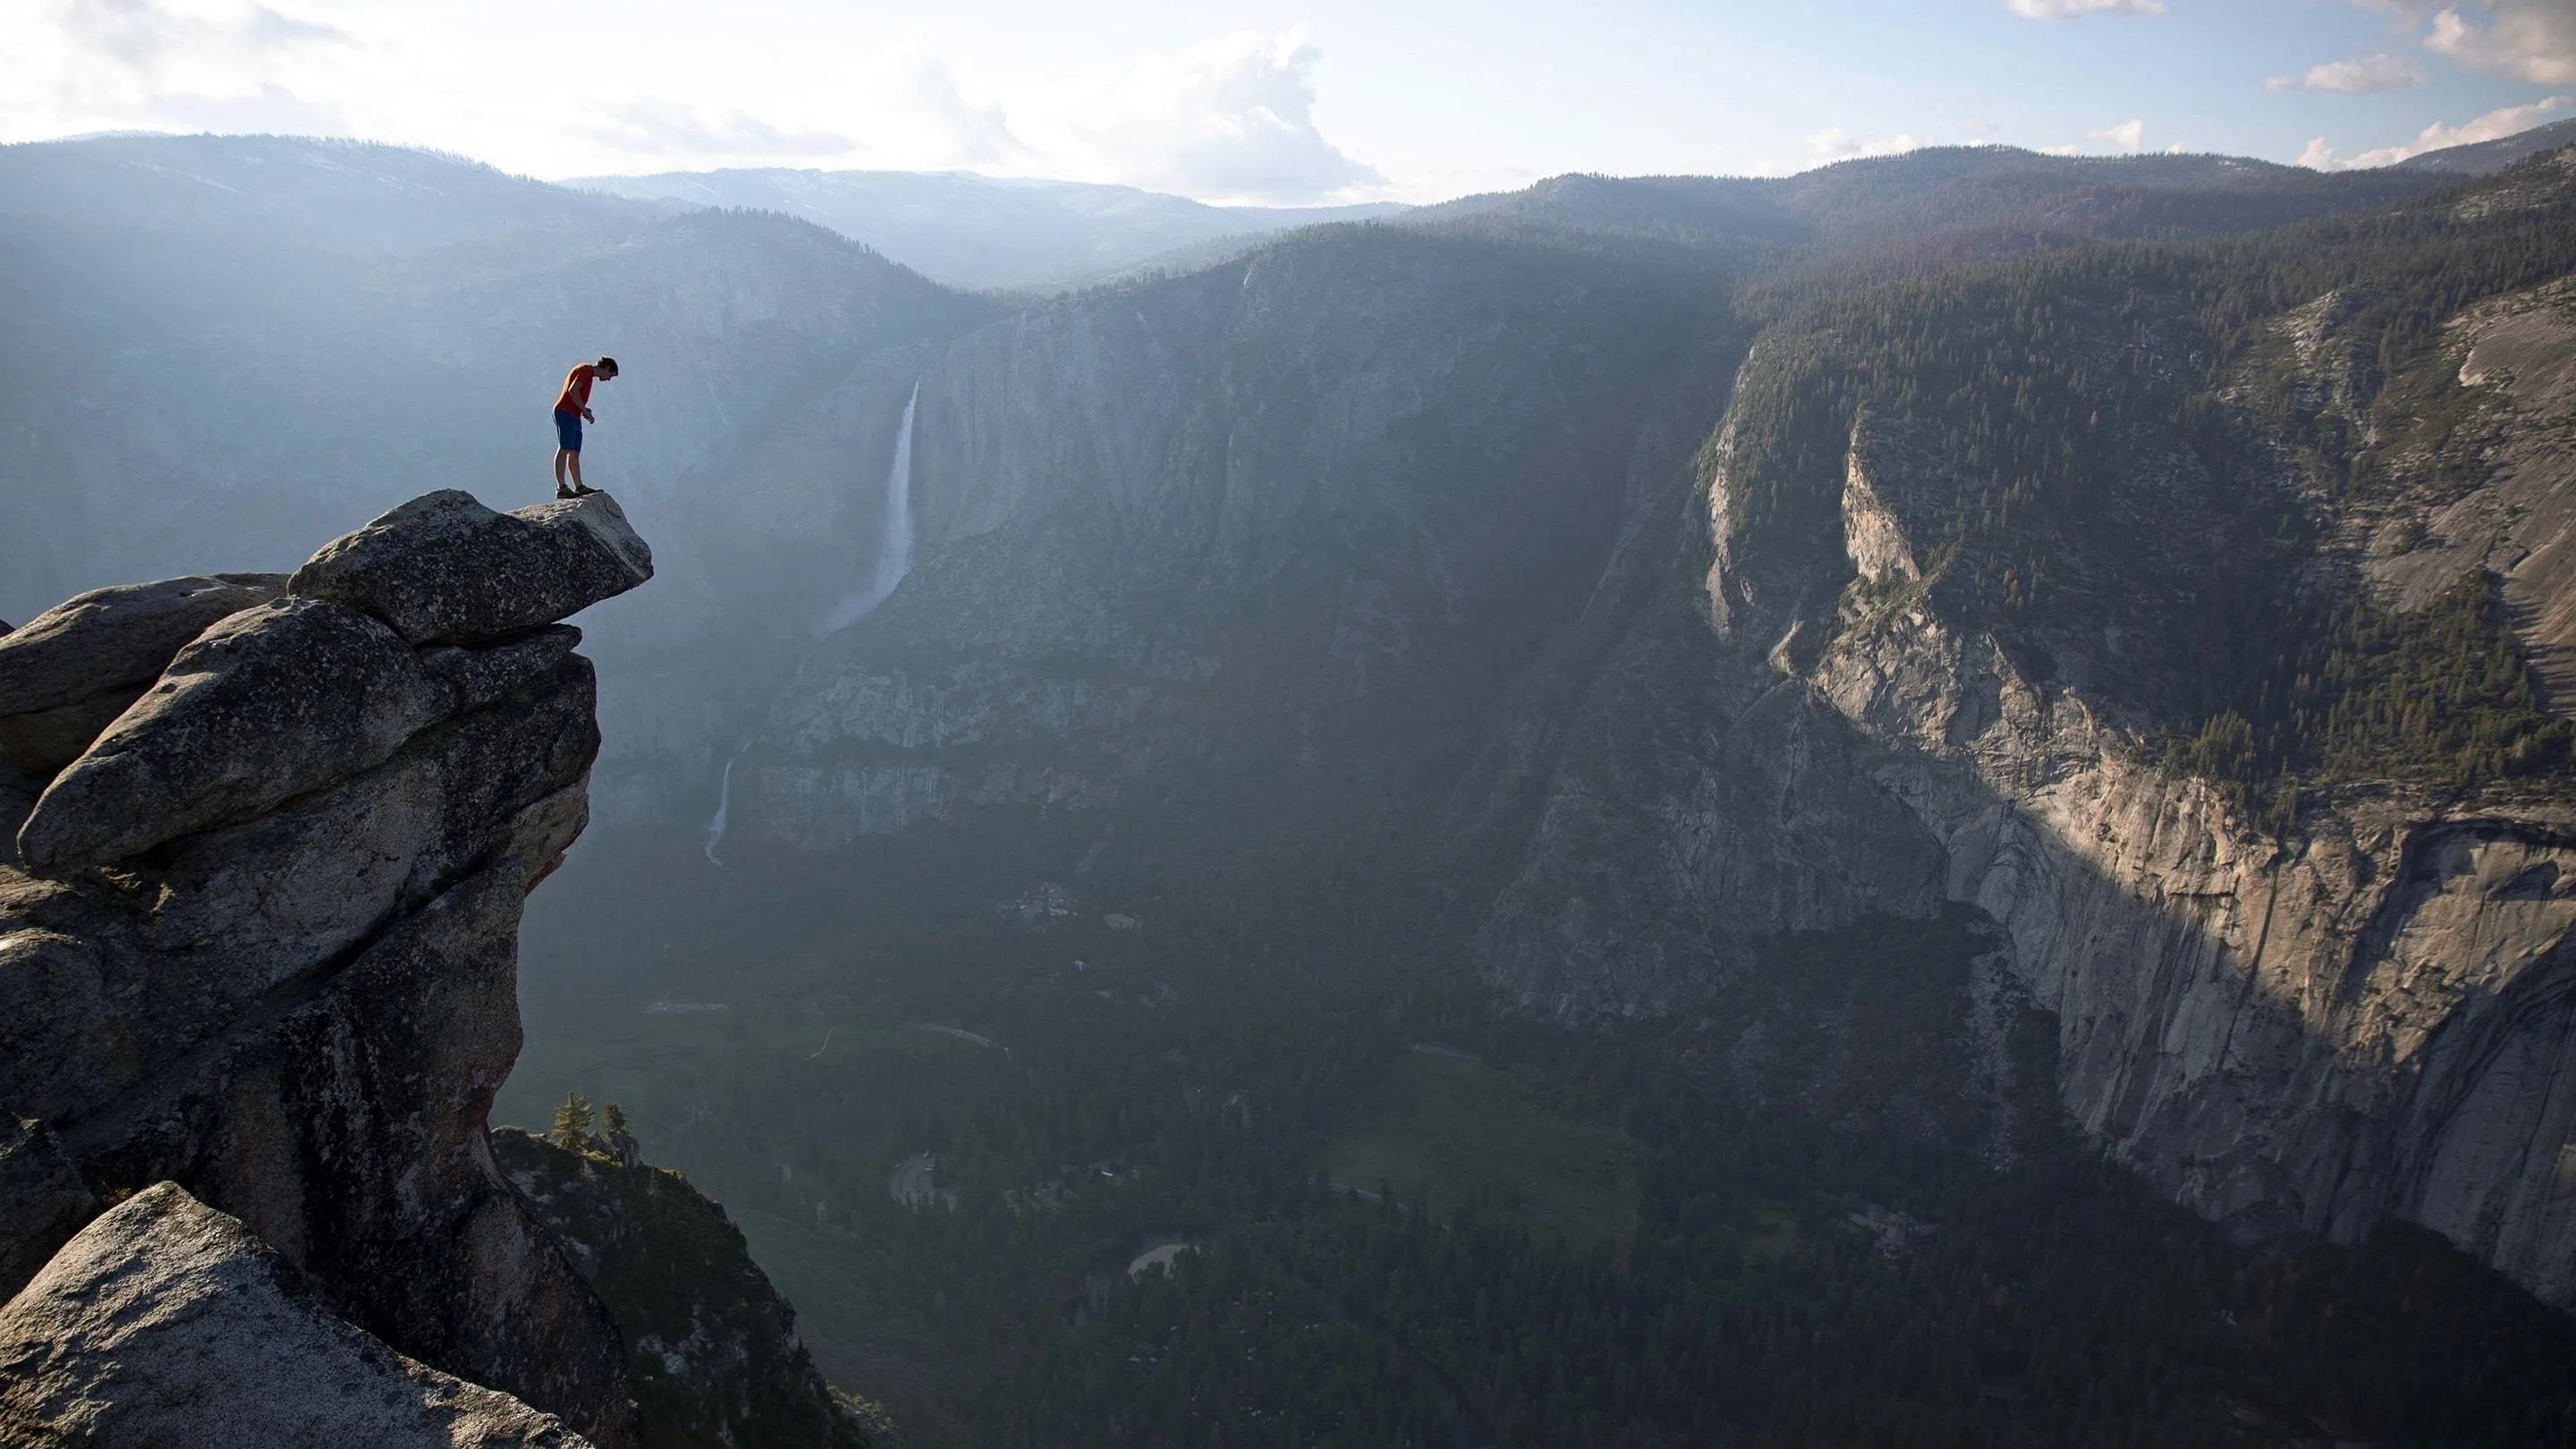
[549,1093,596,1152]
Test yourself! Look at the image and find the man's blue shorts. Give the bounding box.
[554,409,582,453]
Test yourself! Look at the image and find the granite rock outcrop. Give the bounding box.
[288,490,655,647]
[493,1129,883,1449]
[1465,249,2576,1308]
[0,1182,594,1448]
[0,574,284,774]
[0,491,652,1443]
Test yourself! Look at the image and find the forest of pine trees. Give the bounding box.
[517,152,2576,1448]
[1716,149,2576,812]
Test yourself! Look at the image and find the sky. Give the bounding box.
[1,0,2570,204]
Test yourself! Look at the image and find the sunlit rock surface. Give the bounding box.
[1469,284,2576,1306]
[0,1183,594,1448]
[288,489,653,647]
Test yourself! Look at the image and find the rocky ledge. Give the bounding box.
[0,492,863,1445]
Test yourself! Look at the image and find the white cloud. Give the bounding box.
[52,0,346,79]
[2008,0,2167,17]
[2301,94,2574,167]
[2425,0,2576,84]
[2267,53,2425,92]
[1807,128,1922,164]
[1071,29,1382,203]
[12,0,356,142]
[1,8,1387,201]
[900,59,1026,166]
[584,99,853,160]
[2089,118,2148,150]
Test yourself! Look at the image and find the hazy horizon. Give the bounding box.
[4,0,2572,206]
[11,7,2576,1445]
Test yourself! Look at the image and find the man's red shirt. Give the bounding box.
[555,363,598,415]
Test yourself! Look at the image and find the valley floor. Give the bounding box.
[501,822,2576,1449]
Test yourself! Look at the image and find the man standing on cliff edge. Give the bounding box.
[553,355,619,499]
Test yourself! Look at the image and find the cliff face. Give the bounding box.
[1464,170,2576,1307]
[0,490,649,1442]
[1812,594,2576,1301]
[0,489,867,1444]
[1810,198,2576,1303]
[1789,274,2576,1302]
[492,1128,882,1449]
[0,1183,595,1447]
[728,225,1729,864]
[705,153,2576,1313]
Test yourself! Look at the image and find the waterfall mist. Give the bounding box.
[818,379,920,636]
[703,753,739,866]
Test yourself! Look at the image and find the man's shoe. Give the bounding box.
[572,484,604,497]
[555,483,578,500]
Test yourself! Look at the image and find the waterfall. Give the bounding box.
[818,379,919,635]
[703,753,739,867]
[724,382,918,865]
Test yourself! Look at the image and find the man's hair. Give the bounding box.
[595,356,620,376]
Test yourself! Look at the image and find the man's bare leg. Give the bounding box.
[567,450,588,493]
[554,447,572,491]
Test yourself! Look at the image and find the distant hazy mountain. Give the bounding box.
[568,168,1409,290]
[2399,116,2576,175]
[1410,146,2445,265]
[0,133,999,844]
[19,129,2576,1443]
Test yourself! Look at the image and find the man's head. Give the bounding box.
[595,356,620,379]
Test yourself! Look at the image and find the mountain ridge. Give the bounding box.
[12,125,2576,1440]
[571,165,1410,290]
[688,139,2576,1314]
[2399,114,2576,175]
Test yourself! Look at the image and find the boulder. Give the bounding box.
[0,574,285,772]
[0,655,597,1136]
[0,1117,93,1302]
[0,574,284,717]
[0,760,37,871]
[288,491,652,646]
[420,624,584,712]
[15,599,451,876]
[0,1182,594,1448]
[0,929,137,1125]
[0,492,653,1445]
[0,695,139,776]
